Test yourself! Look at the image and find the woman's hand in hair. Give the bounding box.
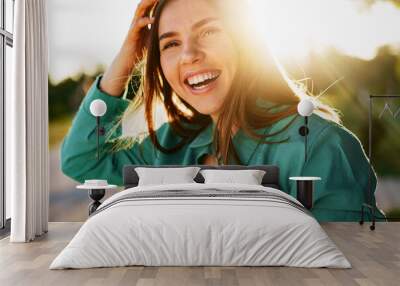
[100,0,158,97]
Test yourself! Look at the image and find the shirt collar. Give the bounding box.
[188,122,267,165]
[188,123,214,149]
[232,128,268,164]
[232,114,297,164]
[188,114,298,162]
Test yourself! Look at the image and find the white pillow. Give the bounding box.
[135,167,201,186]
[200,169,266,185]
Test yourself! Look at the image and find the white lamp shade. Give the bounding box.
[297,98,315,117]
[89,99,107,117]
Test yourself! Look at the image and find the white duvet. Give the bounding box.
[50,183,351,269]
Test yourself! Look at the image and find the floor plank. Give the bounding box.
[0,222,399,286]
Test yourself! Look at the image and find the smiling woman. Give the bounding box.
[141,0,337,163]
[60,0,383,221]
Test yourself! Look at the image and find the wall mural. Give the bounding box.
[48,0,400,222]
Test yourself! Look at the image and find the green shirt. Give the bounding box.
[61,76,382,222]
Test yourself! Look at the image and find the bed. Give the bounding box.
[50,165,350,269]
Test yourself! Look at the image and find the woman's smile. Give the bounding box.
[183,69,221,95]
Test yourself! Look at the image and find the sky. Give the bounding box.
[48,0,400,83]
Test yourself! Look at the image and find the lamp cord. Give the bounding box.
[96,116,100,161]
[305,117,308,163]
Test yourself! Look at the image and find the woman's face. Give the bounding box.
[158,0,238,120]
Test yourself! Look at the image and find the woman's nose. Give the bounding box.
[180,40,204,65]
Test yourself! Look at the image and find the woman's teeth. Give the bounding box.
[187,72,220,89]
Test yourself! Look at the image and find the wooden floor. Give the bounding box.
[0,222,399,286]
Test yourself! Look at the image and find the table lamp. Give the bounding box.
[89,99,107,161]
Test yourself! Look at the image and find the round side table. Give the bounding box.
[289,177,321,210]
[77,184,117,215]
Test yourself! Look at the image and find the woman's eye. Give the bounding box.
[162,41,179,51]
[202,28,219,38]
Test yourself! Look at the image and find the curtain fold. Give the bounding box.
[9,0,49,242]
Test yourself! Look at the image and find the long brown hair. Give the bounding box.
[125,0,339,164]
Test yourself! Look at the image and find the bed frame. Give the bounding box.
[123,165,281,189]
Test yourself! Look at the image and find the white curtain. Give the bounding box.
[8,0,49,242]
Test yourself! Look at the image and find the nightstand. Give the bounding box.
[77,180,117,215]
[289,177,321,210]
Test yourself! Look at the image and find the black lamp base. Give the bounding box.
[88,189,105,215]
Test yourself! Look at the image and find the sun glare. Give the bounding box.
[248,0,318,60]
[248,0,400,61]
